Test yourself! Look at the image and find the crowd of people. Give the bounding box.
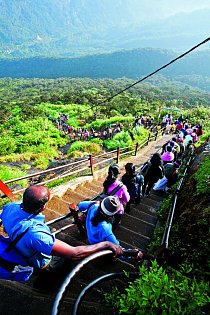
[0,113,203,279]
[53,113,125,141]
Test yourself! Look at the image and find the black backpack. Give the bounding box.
[140,161,152,177]
[92,183,123,202]
[70,183,123,238]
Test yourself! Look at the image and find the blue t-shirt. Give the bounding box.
[0,201,55,269]
[78,201,119,245]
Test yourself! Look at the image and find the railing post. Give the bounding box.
[89,155,94,176]
[0,180,17,201]
[155,131,158,141]
[147,133,151,144]
[135,142,139,156]
[116,147,120,163]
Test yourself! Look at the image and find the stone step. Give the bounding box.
[62,189,88,205]
[47,196,70,214]
[115,225,150,251]
[75,185,97,199]
[128,206,158,225]
[83,182,103,193]
[79,184,99,199]
[147,192,164,202]
[141,196,160,208]
[134,203,157,216]
[121,214,155,238]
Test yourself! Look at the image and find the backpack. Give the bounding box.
[0,227,33,281]
[122,175,139,199]
[70,183,124,238]
[92,183,123,202]
[140,161,152,177]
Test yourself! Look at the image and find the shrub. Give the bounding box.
[21,164,31,171]
[0,136,17,155]
[85,116,133,130]
[67,150,87,158]
[32,156,49,169]
[0,165,27,187]
[67,141,102,156]
[104,131,132,150]
[106,261,209,314]
[194,157,210,195]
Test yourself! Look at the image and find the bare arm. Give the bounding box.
[51,239,123,260]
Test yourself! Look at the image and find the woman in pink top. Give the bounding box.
[161,146,174,165]
[103,164,130,229]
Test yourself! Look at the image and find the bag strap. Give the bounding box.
[5,227,30,253]
[109,183,123,196]
[85,201,98,213]
[0,256,17,270]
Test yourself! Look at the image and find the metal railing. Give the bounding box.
[161,155,192,249]
[51,250,113,315]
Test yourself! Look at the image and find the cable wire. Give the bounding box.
[81,36,210,113]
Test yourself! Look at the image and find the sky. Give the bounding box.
[133,0,210,21]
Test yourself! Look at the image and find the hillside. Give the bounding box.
[1,48,210,92]
[0,0,210,57]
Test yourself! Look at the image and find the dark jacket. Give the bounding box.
[144,164,163,183]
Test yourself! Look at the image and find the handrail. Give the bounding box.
[51,250,113,315]
[4,158,89,184]
[72,272,140,315]
[161,155,192,249]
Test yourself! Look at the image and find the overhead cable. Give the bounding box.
[82,36,210,112]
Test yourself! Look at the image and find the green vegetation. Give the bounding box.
[195,157,210,195]
[67,141,102,158]
[149,154,210,280]
[0,165,27,187]
[106,261,209,314]
[0,77,209,170]
[85,116,133,130]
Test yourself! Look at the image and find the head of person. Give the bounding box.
[100,196,120,218]
[23,185,50,214]
[108,164,120,180]
[125,163,135,176]
[91,196,120,226]
[150,153,162,165]
[166,146,172,152]
[169,141,175,148]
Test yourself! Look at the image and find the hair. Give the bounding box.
[150,153,162,166]
[91,204,110,227]
[125,163,135,175]
[103,164,120,193]
[23,186,49,214]
[166,146,172,152]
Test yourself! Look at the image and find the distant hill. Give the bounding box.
[0,48,210,92]
[0,0,209,58]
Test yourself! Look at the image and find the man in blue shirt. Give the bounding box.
[0,186,123,270]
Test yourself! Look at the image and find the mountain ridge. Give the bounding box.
[0,47,210,92]
[0,0,209,58]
